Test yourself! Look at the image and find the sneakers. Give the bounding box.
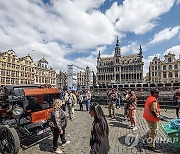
[62,140,70,147]
[129,125,134,129]
[132,127,137,131]
[55,148,62,154]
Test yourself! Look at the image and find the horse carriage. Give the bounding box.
[0,85,60,154]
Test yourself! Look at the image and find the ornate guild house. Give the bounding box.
[96,37,144,85]
[149,53,180,83]
[0,50,57,87]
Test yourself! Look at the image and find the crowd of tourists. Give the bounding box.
[48,87,180,154]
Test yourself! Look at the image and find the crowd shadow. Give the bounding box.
[108,121,130,129]
[39,138,53,152]
[106,112,130,129]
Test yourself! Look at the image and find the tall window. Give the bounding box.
[168,72,173,78]
[174,64,178,70]
[163,72,166,78]
[152,72,154,77]
[169,65,172,70]
[163,65,166,70]
[175,72,178,78]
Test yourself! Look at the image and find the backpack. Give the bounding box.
[110,93,117,101]
[67,95,72,104]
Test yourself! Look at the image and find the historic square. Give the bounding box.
[0,0,180,154]
[17,105,180,154]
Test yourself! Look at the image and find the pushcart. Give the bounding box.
[162,117,180,148]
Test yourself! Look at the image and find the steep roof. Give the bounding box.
[38,57,48,64]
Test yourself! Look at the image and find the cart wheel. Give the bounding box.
[0,125,20,154]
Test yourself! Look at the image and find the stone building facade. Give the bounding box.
[96,37,144,85]
[77,66,93,90]
[0,50,36,86]
[149,53,180,83]
[35,57,57,87]
[0,49,57,87]
[57,71,67,90]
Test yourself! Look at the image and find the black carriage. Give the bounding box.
[0,85,60,154]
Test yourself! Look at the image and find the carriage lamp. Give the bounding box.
[12,106,23,116]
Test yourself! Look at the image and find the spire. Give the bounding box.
[139,45,142,54]
[97,51,101,61]
[98,50,101,57]
[114,35,121,57]
[116,35,119,47]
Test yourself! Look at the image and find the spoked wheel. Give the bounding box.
[0,125,20,154]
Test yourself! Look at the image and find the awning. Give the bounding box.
[24,88,59,96]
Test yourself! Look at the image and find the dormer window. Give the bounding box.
[168,57,171,62]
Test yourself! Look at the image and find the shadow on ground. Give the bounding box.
[39,138,53,152]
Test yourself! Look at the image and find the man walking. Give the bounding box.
[108,88,117,118]
[143,89,160,152]
[65,91,75,120]
[85,89,91,111]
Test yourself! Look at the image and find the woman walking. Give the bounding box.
[127,91,138,131]
[89,102,110,154]
[49,99,70,154]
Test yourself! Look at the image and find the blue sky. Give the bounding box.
[0,0,180,76]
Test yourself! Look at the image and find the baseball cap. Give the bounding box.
[150,89,160,94]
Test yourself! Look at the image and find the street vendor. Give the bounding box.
[143,89,160,152]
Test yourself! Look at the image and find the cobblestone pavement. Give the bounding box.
[18,105,180,154]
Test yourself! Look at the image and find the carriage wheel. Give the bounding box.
[0,125,20,154]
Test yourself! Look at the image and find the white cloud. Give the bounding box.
[176,0,180,4]
[121,41,140,55]
[0,0,115,73]
[105,0,175,34]
[0,0,115,51]
[164,45,180,58]
[73,55,97,73]
[0,0,178,76]
[90,45,107,56]
[149,26,180,44]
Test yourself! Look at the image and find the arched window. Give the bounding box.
[168,72,173,78]
[169,65,172,70]
[174,64,178,70]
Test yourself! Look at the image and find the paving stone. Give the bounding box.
[17,105,180,154]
